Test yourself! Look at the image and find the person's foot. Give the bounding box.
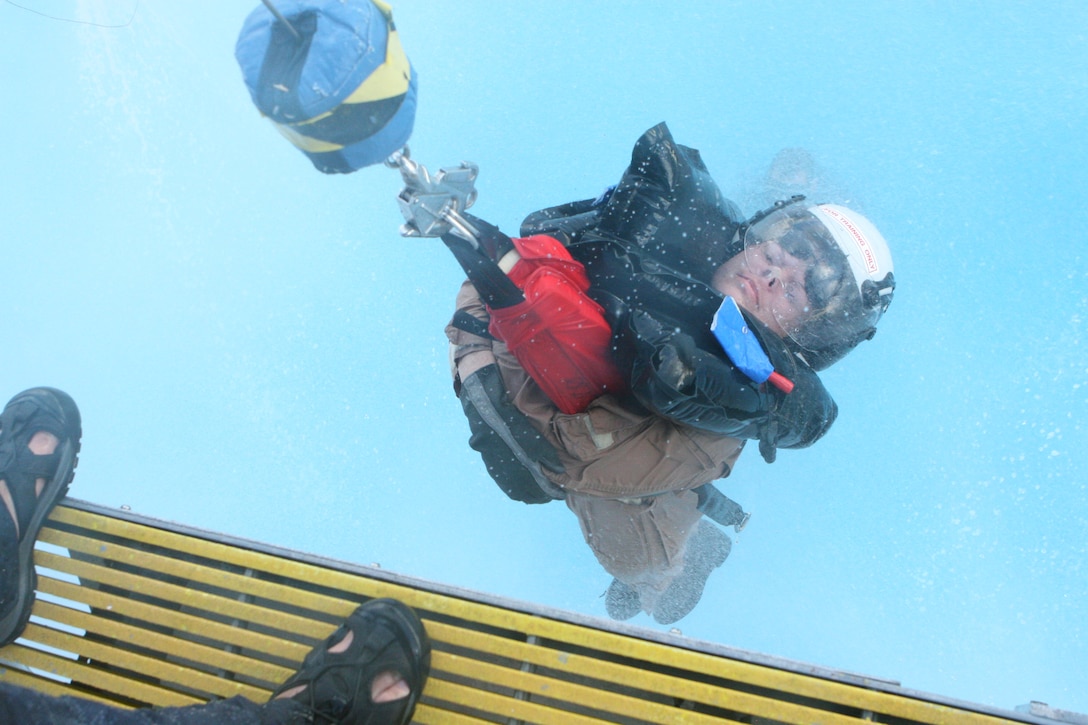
[604,578,641,621]
[0,388,81,646]
[272,598,431,724]
[274,634,409,704]
[651,521,731,626]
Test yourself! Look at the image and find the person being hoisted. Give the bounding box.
[233,3,896,626]
[396,123,896,623]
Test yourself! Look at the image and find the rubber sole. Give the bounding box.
[274,597,432,725]
[0,387,82,646]
[652,521,732,626]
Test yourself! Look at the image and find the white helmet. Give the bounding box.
[740,197,896,370]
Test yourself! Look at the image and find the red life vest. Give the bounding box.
[487,235,626,414]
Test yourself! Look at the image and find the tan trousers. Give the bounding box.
[566,490,705,612]
[448,281,744,604]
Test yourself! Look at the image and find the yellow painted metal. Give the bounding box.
[34,573,310,663]
[411,702,492,725]
[35,534,332,640]
[26,621,268,703]
[426,620,856,725]
[3,640,201,707]
[433,649,748,725]
[420,677,615,725]
[0,502,1034,725]
[430,618,756,712]
[30,599,291,692]
[0,665,123,707]
[47,506,425,607]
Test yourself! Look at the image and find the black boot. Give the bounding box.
[604,578,641,621]
[652,521,731,625]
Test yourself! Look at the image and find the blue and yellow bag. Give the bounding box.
[235,0,417,173]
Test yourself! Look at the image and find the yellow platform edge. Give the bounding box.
[0,498,1050,725]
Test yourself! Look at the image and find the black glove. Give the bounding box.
[458,364,565,504]
[623,309,772,437]
[620,307,838,463]
[744,316,837,462]
[694,484,749,530]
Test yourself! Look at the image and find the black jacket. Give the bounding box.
[520,123,837,461]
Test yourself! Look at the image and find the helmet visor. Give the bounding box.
[738,204,880,353]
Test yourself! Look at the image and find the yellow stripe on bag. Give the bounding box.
[284,17,410,136]
[342,26,411,105]
[271,121,344,153]
[263,0,409,151]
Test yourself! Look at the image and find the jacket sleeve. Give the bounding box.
[616,307,837,462]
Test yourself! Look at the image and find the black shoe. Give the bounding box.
[272,599,431,725]
[604,578,641,621]
[0,388,82,646]
[652,522,731,626]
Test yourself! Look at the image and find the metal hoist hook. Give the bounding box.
[386,146,481,244]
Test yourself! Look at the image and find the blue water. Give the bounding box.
[1,0,1085,713]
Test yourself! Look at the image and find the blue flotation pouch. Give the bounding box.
[712,296,794,394]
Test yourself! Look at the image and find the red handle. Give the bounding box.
[767,371,794,394]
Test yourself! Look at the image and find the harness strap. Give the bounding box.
[450,309,494,340]
[459,371,566,501]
